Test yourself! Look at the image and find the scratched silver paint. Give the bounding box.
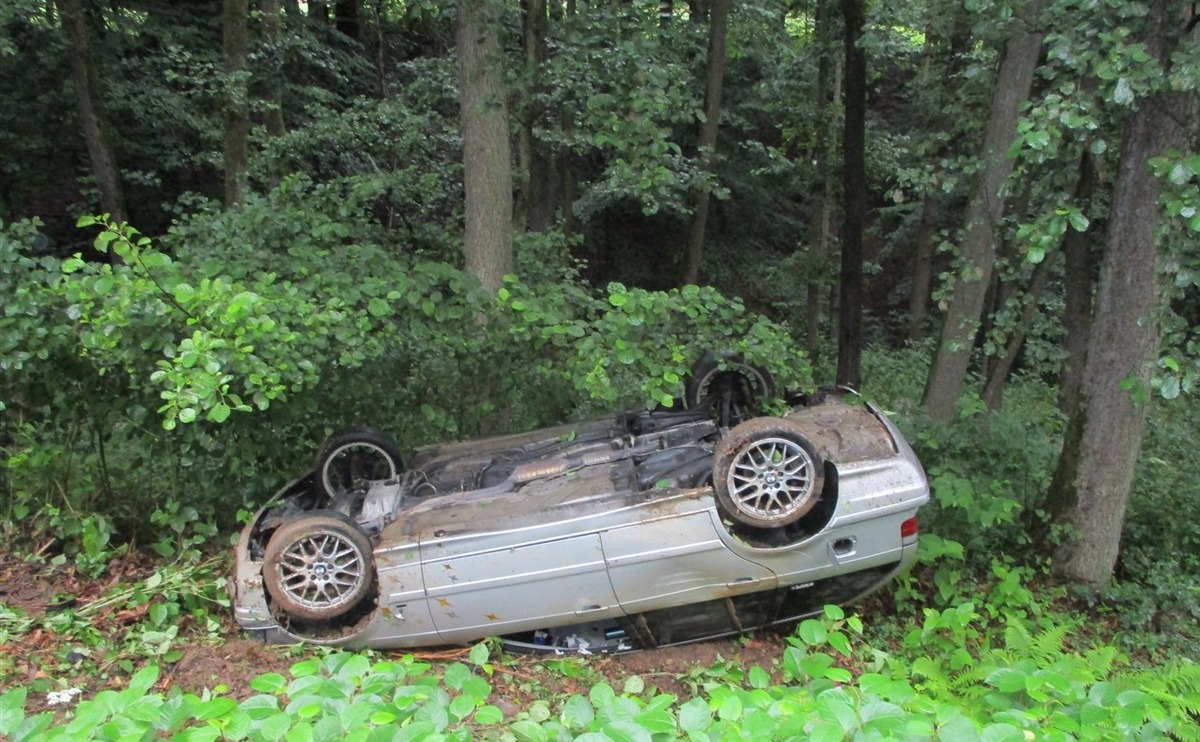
[233,393,928,649]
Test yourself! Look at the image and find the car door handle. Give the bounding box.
[726,577,761,588]
[575,604,605,614]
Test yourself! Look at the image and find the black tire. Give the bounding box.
[684,353,776,426]
[314,427,403,499]
[262,511,375,622]
[712,417,825,529]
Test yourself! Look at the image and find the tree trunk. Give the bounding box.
[1047,86,1191,586]
[907,2,971,344]
[981,251,1054,410]
[678,0,730,286]
[457,0,514,290]
[922,4,1044,421]
[517,0,553,233]
[1059,150,1097,412]
[335,0,359,39]
[55,0,127,228]
[836,0,865,389]
[908,195,939,343]
[805,0,835,368]
[223,0,250,207]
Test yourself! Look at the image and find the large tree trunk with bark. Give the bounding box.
[56,0,127,227]
[457,0,514,290]
[836,0,865,388]
[922,4,1044,421]
[679,0,730,286]
[1047,81,1191,586]
[223,0,250,207]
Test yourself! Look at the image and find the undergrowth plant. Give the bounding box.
[3,606,1197,742]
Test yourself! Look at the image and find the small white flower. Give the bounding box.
[46,687,82,706]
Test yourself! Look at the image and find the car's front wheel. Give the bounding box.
[713,418,825,529]
[262,511,375,622]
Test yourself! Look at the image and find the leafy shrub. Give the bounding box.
[862,348,1062,567]
[2,205,808,552]
[4,606,1198,741]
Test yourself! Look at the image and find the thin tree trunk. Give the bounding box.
[836,0,866,388]
[223,0,250,207]
[981,252,1054,409]
[517,0,553,233]
[922,3,1044,421]
[335,0,359,39]
[908,196,939,342]
[679,0,730,286]
[978,184,1033,385]
[1059,150,1096,412]
[457,0,514,290]
[56,0,127,228]
[907,3,972,344]
[373,0,387,96]
[262,0,287,189]
[806,0,834,367]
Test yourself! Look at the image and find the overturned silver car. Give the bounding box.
[232,364,928,652]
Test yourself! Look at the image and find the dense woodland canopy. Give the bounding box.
[2,0,1200,623]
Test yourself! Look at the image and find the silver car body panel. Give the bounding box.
[233,392,928,649]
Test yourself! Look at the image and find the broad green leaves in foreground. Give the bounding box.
[3,607,1197,741]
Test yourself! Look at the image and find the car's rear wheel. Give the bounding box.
[315,428,403,499]
[684,353,775,427]
[263,511,375,622]
[713,418,825,529]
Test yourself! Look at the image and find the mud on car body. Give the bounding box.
[232,359,928,653]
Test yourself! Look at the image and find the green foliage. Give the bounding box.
[862,348,1062,566]
[3,204,807,558]
[5,604,1199,741]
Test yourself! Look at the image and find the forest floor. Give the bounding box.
[0,548,794,717]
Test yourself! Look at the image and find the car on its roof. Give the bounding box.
[231,355,928,653]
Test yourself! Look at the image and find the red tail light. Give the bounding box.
[900,517,919,538]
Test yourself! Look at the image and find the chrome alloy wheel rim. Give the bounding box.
[725,436,817,522]
[276,531,366,610]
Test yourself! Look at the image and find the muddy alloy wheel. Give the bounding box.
[263,511,375,622]
[713,417,825,529]
[314,427,403,499]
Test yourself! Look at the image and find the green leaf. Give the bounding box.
[474,705,504,725]
[367,297,390,317]
[748,665,771,689]
[250,673,288,694]
[798,619,828,646]
[561,695,594,729]
[193,697,237,721]
[1112,78,1134,105]
[208,403,231,423]
[468,642,490,667]
[987,667,1028,693]
[678,697,710,734]
[0,688,26,735]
